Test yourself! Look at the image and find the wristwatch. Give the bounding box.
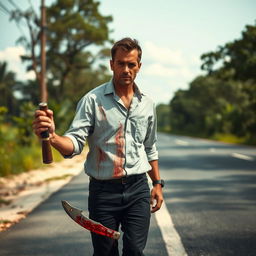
[152,179,165,188]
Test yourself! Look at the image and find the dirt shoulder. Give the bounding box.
[0,153,86,232]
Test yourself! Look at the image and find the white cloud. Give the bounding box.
[0,46,24,72]
[142,41,200,79]
[136,41,202,104]
[25,70,36,80]
[143,63,195,80]
[0,47,25,59]
[143,63,176,77]
[0,44,200,105]
[144,41,185,66]
[0,46,35,80]
[143,42,200,76]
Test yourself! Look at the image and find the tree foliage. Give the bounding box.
[169,22,256,144]
[9,0,113,105]
[201,23,256,81]
[46,0,113,102]
[0,0,113,176]
[0,62,18,116]
[156,104,171,132]
[4,0,113,130]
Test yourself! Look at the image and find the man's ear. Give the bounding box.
[110,60,114,71]
[137,62,142,72]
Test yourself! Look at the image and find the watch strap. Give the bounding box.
[152,179,164,187]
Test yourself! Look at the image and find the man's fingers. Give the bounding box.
[34,128,49,137]
[34,109,53,119]
[33,109,54,138]
[33,118,51,128]
[33,121,51,130]
[34,111,52,125]
[34,109,47,117]
[150,191,163,213]
[46,109,53,117]
[151,197,163,213]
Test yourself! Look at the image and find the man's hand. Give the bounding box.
[33,109,55,138]
[33,109,74,157]
[150,184,163,213]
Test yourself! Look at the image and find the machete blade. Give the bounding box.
[61,200,120,240]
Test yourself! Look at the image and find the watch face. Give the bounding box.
[153,179,164,187]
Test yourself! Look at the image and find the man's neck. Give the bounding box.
[114,79,134,95]
[114,82,134,109]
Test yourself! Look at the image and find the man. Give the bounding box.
[33,38,164,256]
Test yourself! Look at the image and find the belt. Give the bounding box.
[90,173,146,185]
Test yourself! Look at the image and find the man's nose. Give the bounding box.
[123,64,129,73]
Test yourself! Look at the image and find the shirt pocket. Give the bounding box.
[132,118,148,143]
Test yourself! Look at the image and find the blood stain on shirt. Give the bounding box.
[97,147,107,171]
[99,105,107,120]
[113,123,125,177]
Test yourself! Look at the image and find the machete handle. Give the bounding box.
[39,102,53,164]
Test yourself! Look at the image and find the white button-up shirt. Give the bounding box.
[64,79,158,180]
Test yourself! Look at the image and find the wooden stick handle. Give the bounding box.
[39,102,53,164]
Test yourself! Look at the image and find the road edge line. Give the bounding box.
[155,201,188,256]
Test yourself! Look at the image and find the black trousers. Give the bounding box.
[88,174,151,256]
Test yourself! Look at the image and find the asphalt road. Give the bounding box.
[1,133,256,256]
[159,133,256,256]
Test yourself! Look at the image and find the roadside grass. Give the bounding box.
[210,133,250,145]
[0,198,11,206]
[44,174,73,182]
[168,129,253,146]
[0,141,63,177]
[0,219,12,225]
[1,145,63,177]
[0,123,63,177]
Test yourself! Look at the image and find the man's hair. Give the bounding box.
[111,38,142,62]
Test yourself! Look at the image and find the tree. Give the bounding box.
[170,22,256,143]
[200,22,256,142]
[0,61,17,116]
[156,104,171,132]
[169,86,206,136]
[10,0,113,103]
[46,0,113,102]
[201,22,256,82]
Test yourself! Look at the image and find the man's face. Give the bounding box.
[110,49,141,87]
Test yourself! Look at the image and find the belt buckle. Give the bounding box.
[121,176,127,185]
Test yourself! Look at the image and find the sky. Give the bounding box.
[0,0,255,105]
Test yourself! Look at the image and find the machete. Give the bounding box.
[61,200,120,240]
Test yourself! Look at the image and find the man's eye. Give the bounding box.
[129,63,136,68]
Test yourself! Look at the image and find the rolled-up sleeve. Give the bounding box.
[64,95,94,158]
[144,104,158,161]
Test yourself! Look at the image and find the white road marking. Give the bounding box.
[175,139,189,146]
[231,153,254,161]
[155,201,188,256]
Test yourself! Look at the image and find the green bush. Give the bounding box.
[0,123,62,177]
[211,133,248,144]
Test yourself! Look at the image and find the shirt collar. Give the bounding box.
[104,79,115,95]
[104,79,143,101]
[133,83,143,101]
